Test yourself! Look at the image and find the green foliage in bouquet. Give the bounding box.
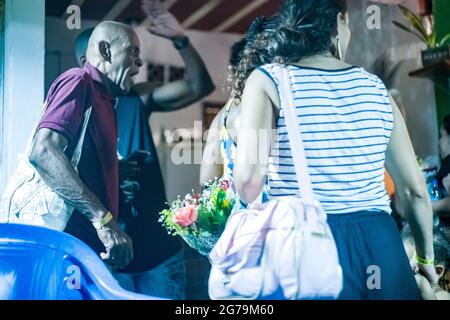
[159,178,236,256]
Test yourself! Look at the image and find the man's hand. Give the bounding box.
[119,159,140,181]
[141,0,185,40]
[414,274,438,300]
[141,0,165,18]
[97,219,134,270]
[410,257,439,287]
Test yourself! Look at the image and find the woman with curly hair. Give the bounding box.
[233,0,436,299]
[200,17,274,187]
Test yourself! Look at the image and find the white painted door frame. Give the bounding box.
[0,0,45,192]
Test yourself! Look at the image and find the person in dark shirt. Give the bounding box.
[432,114,450,229]
[75,1,214,299]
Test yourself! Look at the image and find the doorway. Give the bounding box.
[0,0,5,188]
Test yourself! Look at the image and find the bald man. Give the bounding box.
[74,2,214,299]
[28,21,143,270]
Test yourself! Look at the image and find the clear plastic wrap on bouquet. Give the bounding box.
[180,230,223,256]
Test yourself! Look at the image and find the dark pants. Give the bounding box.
[64,210,106,255]
[328,211,421,300]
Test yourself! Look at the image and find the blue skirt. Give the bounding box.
[328,211,421,300]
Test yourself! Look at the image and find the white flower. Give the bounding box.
[203,190,211,198]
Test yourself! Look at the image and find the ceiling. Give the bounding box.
[46,0,283,34]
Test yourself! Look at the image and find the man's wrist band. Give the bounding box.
[172,36,189,50]
[414,253,434,266]
[92,212,113,229]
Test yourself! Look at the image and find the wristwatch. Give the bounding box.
[172,36,189,50]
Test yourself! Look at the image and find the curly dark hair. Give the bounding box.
[231,0,347,101]
[270,0,347,63]
[229,16,278,101]
[223,38,248,96]
[229,38,247,68]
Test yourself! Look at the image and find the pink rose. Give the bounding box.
[173,205,198,227]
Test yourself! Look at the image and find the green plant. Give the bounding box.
[393,4,450,48]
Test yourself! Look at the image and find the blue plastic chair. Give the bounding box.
[0,223,162,300]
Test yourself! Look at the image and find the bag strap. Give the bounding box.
[25,72,96,170]
[70,106,92,169]
[70,72,97,169]
[275,65,316,204]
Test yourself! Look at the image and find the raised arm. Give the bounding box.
[234,70,277,204]
[384,94,437,284]
[149,40,215,112]
[29,128,133,270]
[139,1,215,114]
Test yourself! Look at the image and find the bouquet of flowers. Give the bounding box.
[159,178,236,256]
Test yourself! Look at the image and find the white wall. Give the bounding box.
[346,0,438,158]
[135,26,241,135]
[1,0,45,191]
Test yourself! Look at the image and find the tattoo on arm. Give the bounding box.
[29,128,108,221]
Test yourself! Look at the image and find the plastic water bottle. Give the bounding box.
[429,178,443,227]
[429,179,443,200]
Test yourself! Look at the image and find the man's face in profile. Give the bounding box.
[108,32,143,94]
[76,28,143,94]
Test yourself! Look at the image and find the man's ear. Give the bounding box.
[337,12,344,25]
[435,264,445,278]
[98,40,111,63]
[337,11,349,26]
[80,55,87,66]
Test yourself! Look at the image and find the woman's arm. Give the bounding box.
[200,109,224,186]
[384,94,437,284]
[234,70,277,204]
[432,198,450,217]
[432,174,450,217]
